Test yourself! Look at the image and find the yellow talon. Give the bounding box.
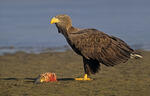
[75,74,92,81]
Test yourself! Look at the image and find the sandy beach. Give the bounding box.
[0,50,150,96]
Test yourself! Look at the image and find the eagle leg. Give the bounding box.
[75,74,92,81]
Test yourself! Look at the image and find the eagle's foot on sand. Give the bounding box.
[75,74,92,81]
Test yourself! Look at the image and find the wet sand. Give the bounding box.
[0,50,150,96]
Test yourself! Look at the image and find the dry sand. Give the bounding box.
[0,50,150,96]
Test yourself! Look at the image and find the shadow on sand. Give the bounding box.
[0,77,75,84]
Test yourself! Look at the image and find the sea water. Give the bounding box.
[0,0,150,54]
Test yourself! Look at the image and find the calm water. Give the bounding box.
[0,0,150,54]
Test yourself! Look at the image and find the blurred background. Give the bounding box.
[0,0,150,54]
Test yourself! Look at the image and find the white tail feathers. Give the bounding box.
[130,53,143,59]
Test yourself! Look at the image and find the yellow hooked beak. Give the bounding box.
[50,17,60,24]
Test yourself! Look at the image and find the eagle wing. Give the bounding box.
[70,29,134,66]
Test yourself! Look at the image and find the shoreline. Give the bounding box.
[0,45,70,56]
[0,45,150,56]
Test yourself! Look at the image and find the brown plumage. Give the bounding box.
[50,14,135,76]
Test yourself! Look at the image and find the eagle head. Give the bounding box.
[50,14,72,30]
